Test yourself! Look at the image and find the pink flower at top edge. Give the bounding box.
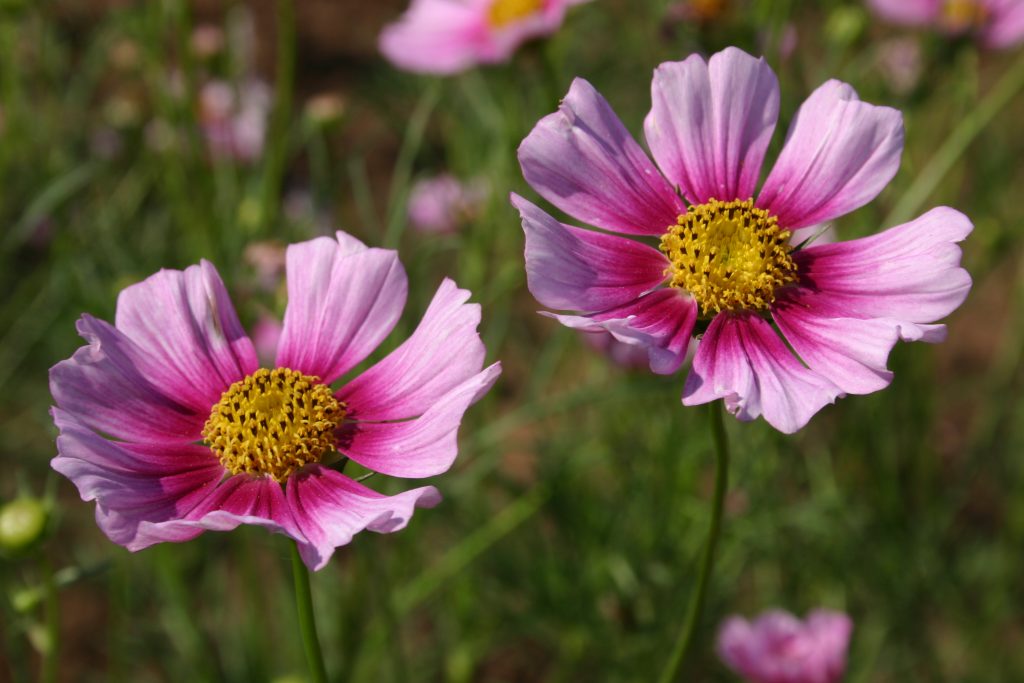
[867,0,1024,49]
[717,609,854,683]
[49,231,501,571]
[513,46,972,433]
[408,174,488,234]
[379,0,590,75]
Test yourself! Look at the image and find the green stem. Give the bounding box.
[658,402,730,683]
[290,543,328,683]
[258,0,296,236]
[40,558,58,683]
[884,49,1024,227]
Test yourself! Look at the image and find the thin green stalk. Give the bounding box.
[659,402,730,683]
[383,81,441,248]
[258,0,296,236]
[291,543,328,683]
[884,49,1024,227]
[40,559,58,683]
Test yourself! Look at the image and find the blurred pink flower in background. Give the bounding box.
[408,174,488,234]
[49,231,500,570]
[379,0,590,75]
[251,314,283,368]
[876,37,924,95]
[717,609,853,683]
[199,78,271,163]
[580,330,652,369]
[867,0,1024,49]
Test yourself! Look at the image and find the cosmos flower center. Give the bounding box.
[660,198,798,316]
[203,368,346,483]
[488,0,544,27]
[942,0,988,30]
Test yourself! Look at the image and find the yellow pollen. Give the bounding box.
[941,0,988,30]
[488,0,545,28]
[203,368,345,483]
[659,198,797,316]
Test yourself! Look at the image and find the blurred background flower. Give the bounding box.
[717,609,853,683]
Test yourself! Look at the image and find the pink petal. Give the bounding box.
[337,278,488,421]
[806,610,854,681]
[543,288,697,375]
[50,315,207,444]
[51,410,223,548]
[517,77,684,236]
[378,0,484,75]
[683,314,841,433]
[983,0,1024,49]
[773,294,900,395]
[757,80,904,230]
[287,466,441,571]
[866,0,940,24]
[792,207,973,323]
[132,474,304,551]
[512,193,670,312]
[114,260,258,413]
[342,363,501,478]
[645,47,780,205]
[276,231,408,384]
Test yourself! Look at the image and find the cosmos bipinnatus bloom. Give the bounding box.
[867,0,1024,49]
[49,231,500,570]
[513,47,972,433]
[379,0,590,75]
[717,609,853,683]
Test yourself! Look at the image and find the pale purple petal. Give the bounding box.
[757,80,904,230]
[683,314,841,433]
[50,316,207,444]
[773,295,900,395]
[276,232,408,384]
[337,278,488,421]
[287,466,441,570]
[512,193,669,312]
[51,409,223,548]
[342,363,501,478]
[131,474,303,551]
[983,0,1024,49]
[645,47,780,205]
[792,206,973,323]
[378,0,485,75]
[518,78,684,235]
[866,0,940,24]
[543,288,697,375]
[114,260,258,413]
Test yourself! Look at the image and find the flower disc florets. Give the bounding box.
[488,0,544,27]
[203,368,345,483]
[660,199,798,315]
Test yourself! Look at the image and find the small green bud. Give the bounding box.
[0,498,48,552]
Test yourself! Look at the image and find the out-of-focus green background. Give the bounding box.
[2,0,1023,681]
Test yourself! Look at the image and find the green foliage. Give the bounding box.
[2,0,1023,681]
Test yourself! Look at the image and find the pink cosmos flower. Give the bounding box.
[199,78,271,163]
[379,0,589,75]
[866,0,1024,49]
[717,609,853,683]
[49,231,501,570]
[513,47,972,433]
[408,174,487,234]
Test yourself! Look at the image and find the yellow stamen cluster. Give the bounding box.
[203,368,345,483]
[941,0,988,30]
[488,0,544,28]
[660,198,797,316]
